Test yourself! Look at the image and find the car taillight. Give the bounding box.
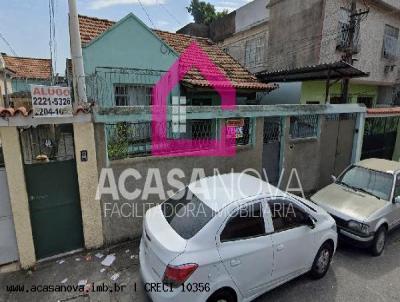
[162,264,198,288]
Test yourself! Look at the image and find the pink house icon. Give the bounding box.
[152,42,238,157]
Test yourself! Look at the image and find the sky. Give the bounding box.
[0,0,251,74]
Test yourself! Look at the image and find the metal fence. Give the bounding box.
[263,117,281,143]
[84,67,166,107]
[289,115,319,139]
[19,124,75,164]
[105,118,251,160]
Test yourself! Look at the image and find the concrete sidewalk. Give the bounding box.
[0,240,149,302]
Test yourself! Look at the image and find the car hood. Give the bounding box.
[311,183,388,221]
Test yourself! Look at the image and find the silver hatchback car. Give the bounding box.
[311,158,400,256]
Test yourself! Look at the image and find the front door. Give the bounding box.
[262,118,282,186]
[217,202,273,298]
[268,199,316,281]
[20,124,84,259]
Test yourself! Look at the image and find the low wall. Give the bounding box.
[282,115,355,194]
[95,118,264,244]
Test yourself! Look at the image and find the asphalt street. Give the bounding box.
[1,229,399,302]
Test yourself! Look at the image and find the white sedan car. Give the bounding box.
[140,174,337,302]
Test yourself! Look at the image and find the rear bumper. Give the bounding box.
[338,228,374,248]
[139,239,207,302]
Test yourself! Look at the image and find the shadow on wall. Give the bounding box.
[258,82,302,105]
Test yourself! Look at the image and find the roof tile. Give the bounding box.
[78,15,274,91]
[2,55,51,80]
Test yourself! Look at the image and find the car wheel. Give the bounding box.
[207,289,237,302]
[371,226,387,257]
[310,242,333,279]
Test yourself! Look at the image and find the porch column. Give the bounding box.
[351,112,366,163]
[0,127,36,268]
[73,122,104,249]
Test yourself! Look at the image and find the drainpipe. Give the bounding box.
[68,0,87,103]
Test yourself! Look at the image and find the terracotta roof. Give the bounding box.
[0,105,91,118]
[367,107,400,115]
[2,55,52,80]
[78,15,275,91]
[79,15,116,46]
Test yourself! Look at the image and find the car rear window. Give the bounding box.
[161,187,215,240]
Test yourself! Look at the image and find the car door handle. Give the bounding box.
[230,259,241,267]
[277,244,285,252]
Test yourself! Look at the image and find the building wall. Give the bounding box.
[300,81,378,104]
[320,0,400,85]
[258,82,302,105]
[73,123,104,249]
[221,22,269,74]
[11,78,49,93]
[0,73,13,107]
[0,127,36,269]
[282,115,356,193]
[82,14,178,107]
[83,15,177,75]
[95,118,264,243]
[267,0,326,70]
[235,0,270,33]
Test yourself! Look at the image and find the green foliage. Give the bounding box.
[107,123,131,160]
[186,0,228,25]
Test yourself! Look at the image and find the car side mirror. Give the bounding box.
[394,196,400,204]
[331,175,337,183]
[306,216,316,229]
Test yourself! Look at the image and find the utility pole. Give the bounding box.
[341,0,356,103]
[68,0,87,103]
[341,0,369,103]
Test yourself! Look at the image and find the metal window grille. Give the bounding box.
[115,85,128,106]
[245,36,265,68]
[364,116,400,136]
[263,118,281,143]
[114,84,152,106]
[105,118,252,160]
[19,124,75,164]
[290,115,319,139]
[383,25,399,60]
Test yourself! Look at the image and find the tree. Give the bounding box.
[186,0,228,25]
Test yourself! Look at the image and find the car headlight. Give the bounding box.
[348,220,370,235]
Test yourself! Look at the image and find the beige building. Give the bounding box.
[0,55,14,107]
[208,0,400,106]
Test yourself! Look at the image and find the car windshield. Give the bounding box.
[338,165,393,200]
[161,187,215,240]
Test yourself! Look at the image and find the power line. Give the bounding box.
[0,32,17,56]
[156,0,182,26]
[138,0,155,28]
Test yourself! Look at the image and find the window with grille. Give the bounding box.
[290,115,319,139]
[383,25,399,60]
[114,84,152,106]
[244,36,265,68]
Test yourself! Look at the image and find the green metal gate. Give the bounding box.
[361,116,400,160]
[21,125,84,259]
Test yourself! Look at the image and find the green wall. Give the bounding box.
[12,79,50,93]
[300,81,378,105]
[82,14,179,107]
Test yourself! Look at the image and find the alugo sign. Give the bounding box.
[30,85,73,118]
